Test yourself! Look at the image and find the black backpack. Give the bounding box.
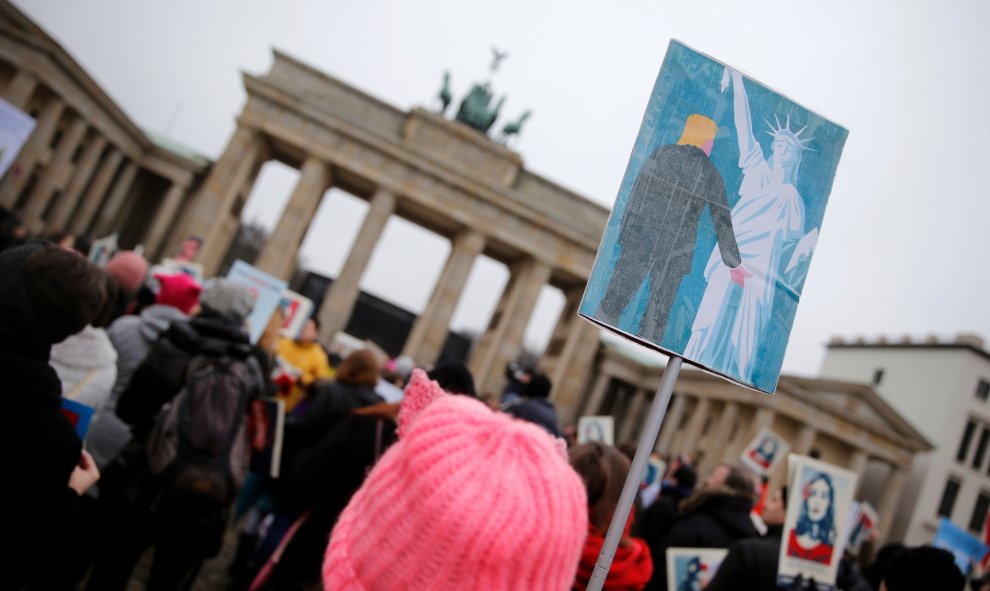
[146,353,261,505]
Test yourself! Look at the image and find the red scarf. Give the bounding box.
[574,522,653,591]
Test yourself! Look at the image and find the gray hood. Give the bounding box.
[138,304,188,342]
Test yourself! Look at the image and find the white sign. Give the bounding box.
[0,98,36,181]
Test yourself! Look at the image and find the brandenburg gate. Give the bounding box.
[166,50,609,402]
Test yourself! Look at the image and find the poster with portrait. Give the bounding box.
[0,98,36,180]
[577,415,615,446]
[778,455,858,590]
[578,40,848,394]
[155,257,205,283]
[740,427,790,476]
[845,502,878,555]
[226,260,288,344]
[279,290,314,339]
[666,547,727,591]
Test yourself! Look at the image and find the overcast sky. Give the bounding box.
[17,0,990,379]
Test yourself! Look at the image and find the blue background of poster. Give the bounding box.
[579,40,848,393]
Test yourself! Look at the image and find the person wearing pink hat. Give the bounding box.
[320,368,589,591]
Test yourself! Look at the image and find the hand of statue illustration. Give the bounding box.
[730,265,752,287]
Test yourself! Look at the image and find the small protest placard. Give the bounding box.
[666,547,727,591]
[158,257,205,283]
[279,290,314,339]
[247,397,285,478]
[0,98,36,179]
[60,398,95,440]
[844,502,878,555]
[226,260,288,344]
[933,517,989,577]
[88,234,118,268]
[777,455,858,591]
[577,415,615,446]
[740,427,789,476]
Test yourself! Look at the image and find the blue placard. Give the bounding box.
[226,260,288,344]
[580,40,848,393]
[933,517,988,576]
[60,397,95,440]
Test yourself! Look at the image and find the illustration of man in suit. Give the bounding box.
[597,114,744,343]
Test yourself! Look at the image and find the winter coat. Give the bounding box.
[646,486,760,591]
[502,396,563,437]
[50,325,117,412]
[87,305,187,470]
[116,311,258,432]
[0,244,83,589]
[638,482,694,555]
[705,525,783,591]
[275,337,332,412]
[574,522,653,591]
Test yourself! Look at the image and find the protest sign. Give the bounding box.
[578,416,615,446]
[60,398,95,440]
[87,233,118,268]
[778,455,858,591]
[845,502,878,555]
[933,517,989,577]
[579,40,848,394]
[226,260,288,344]
[666,547,727,591]
[740,427,789,476]
[0,98,36,180]
[158,257,205,282]
[279,290,314,339]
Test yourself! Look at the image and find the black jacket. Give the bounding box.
[647,486,760,591]
[502,397,562,437]
[115,312,256,432]
[706,524,783,591]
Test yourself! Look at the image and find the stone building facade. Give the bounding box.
[0,1,208,260]
[580,341,932,543]
[821,334,990,545]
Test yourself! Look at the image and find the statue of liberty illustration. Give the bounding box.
[684,68,819,382]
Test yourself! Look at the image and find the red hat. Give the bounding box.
[154,273,202,315]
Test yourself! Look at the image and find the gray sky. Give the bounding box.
[18,0,990,378]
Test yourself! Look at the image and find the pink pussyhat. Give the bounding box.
[323,369,588,591]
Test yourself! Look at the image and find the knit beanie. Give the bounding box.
[105,250,148,295]
[199,278,254,321]
[154,273,202,315]
[323,369,588,591]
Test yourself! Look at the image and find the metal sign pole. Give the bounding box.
[586,356,683,591]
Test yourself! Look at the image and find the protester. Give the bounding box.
[502,371,563,437]
[880,546,965,591]
[275,316,333,412]
[863,542,906,590]
[321,368,587,590]
[646,462,760,591]
[104,249,150,317]
[86,278,261,591]
[0,204,28,252]
[0,243,108,589]
[570,442,653,591]
[49,272,120,412]
[637,462,698,558]
[706,487,787,591]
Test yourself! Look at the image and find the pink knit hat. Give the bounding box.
[154,272,202,315]
[105,250,148,294]
[323,369,588,590]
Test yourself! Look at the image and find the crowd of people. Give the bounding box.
[0,229,976,591]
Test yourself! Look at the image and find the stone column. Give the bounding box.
[0,98,65,208]
[580,372,611,419]
[875,465,907,543]
[142,182,188,260]
[848,450,869,495]
[792,424,818,456]
[657,393,688,454]
[679,397,712,457]
[182,126,265,276]
[3,70,38,110]
[22,117,88,227]
[619,388,648,443]
[90,161,138,237]
[255,156,331,278]
[699,401,740,475]
[46,135,107,232]
[402,229,486,366]
[317,188,397,341]
[545,288,601,423]
[468,257,552,396]
[70,149,122,236]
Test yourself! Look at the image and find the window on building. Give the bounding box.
[977,380,990,402]
[970,492,990,533]
[872,368,884,385]
[974,428,990,470]
[938,479,961,518]
[958,420,978,463]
